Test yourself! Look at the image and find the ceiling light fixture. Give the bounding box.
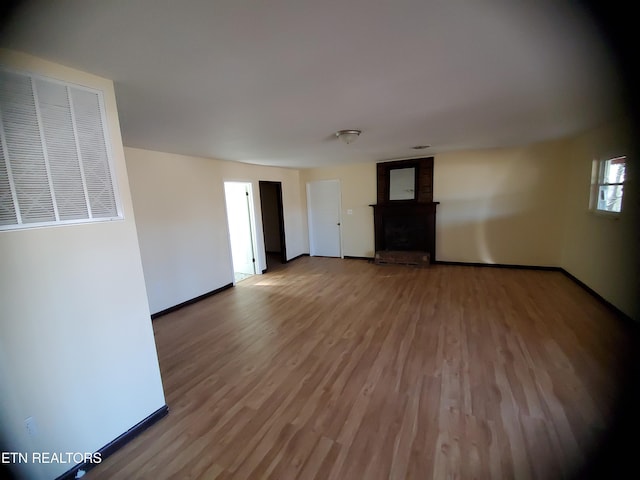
[336,129,361,145]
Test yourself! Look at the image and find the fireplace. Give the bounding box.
[371,157,438,266]
[384,214,428,250]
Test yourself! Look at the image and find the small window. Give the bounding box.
[590,156,626,214]
[0,68,121,231]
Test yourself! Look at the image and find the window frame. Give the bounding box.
[0,67,123,231]
[589,155,626,217]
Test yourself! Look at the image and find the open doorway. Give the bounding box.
[224,182,258,283]
[259,181,286,271]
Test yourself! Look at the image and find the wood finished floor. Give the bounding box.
[87,257,636,480]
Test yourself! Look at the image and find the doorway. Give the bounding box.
[259,181,287,271]
[306,179,342,258]
[224,182,258,283]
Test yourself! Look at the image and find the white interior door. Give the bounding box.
[224,182,257,277]
[307,179,342,257]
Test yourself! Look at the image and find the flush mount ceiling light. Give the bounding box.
[335,129,361,145]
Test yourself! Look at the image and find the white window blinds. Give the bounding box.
[0,68,121,230]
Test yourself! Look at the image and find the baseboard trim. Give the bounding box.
[434,260,561,271]
[286,253,309,263]
[55,405,168,480]
[344,255,375,261]
[434,261,634,324]
[151,283,233,320]
[560,269,636,325]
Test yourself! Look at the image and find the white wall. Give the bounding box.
[0,50,165,479]
[224,182,258,275]
[125,148,234,314]
[125,147,306,315]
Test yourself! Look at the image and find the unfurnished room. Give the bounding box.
[0,1,638,479]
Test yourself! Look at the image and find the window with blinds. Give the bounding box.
[0,68,121,230]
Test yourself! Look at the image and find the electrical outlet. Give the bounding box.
[24,416,38,437]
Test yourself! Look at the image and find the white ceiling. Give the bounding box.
[0,0,623,168]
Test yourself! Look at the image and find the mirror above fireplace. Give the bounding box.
[389,167,416,200]
[376,157,433,204]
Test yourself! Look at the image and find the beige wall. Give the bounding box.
[301,163,377,257]
[0,50,165,479]
[125,147,306,314]
[301,139,571,265]
[561,122,638,319]
[434,140,571,265]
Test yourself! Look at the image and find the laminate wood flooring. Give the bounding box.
[87,257,637,479]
